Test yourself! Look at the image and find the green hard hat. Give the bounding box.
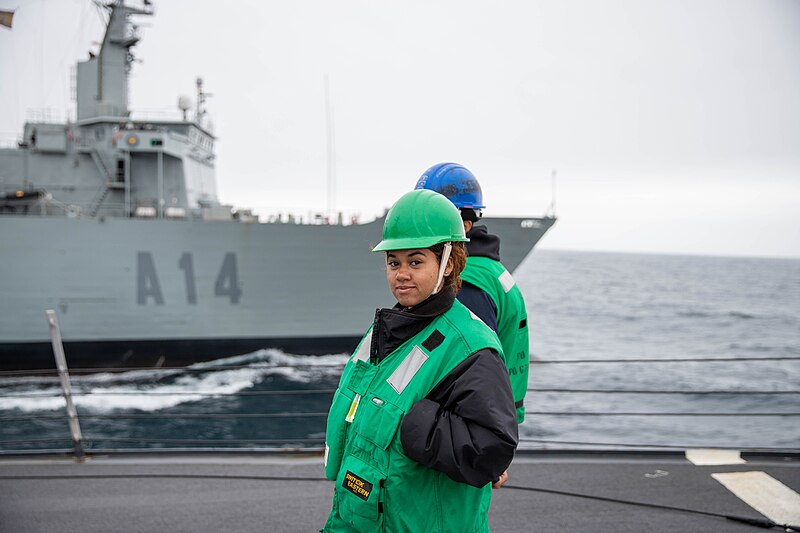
[373,189,469,252]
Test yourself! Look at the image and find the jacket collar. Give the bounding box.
[370,288,455,363]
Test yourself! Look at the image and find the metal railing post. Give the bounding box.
[46,310,85,460]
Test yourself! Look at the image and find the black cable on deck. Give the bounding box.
[1,473,795,531]
[502,484,798,531]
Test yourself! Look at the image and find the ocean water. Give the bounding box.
[1,250,798,452]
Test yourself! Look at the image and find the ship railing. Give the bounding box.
[0,197,128,218]
[1,359,798,458]
[24,108,68,124]
[129,109,188,123]
[0,309,798,458]
[0,137,21,149]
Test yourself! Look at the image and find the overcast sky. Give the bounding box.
[1,0,799,258]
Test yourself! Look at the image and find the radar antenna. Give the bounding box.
[195,77,212,126]
[178,95,192,121]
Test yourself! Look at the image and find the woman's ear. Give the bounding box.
[444,256,454,277]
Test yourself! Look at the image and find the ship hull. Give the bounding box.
[0,215,555,370]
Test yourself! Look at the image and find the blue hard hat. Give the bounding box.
[414,162,485,209]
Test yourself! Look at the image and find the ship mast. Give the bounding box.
[325,74,337,223]
[78,1,154,120]
[547,169,557,217]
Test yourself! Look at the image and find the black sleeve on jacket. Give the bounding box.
[457,282,498,333]
[399,348,518,487]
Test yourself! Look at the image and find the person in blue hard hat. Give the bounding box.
[415,162,531,424]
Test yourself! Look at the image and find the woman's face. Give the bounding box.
[386,248,452,308]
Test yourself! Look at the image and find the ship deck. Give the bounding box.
[2,450,798,532]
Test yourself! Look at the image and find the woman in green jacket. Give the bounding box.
[323,189,518,533]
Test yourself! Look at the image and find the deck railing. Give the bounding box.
[0,311,798,458]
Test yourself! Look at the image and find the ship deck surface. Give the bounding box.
[2,451,798,532]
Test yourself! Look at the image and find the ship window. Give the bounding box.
[150,138,163,146]
[116,159,125,181]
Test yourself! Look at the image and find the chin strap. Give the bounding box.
[432,242,452,295]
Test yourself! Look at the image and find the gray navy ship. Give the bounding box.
[0,1,555,371]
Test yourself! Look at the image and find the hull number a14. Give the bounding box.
[137,252,242,305]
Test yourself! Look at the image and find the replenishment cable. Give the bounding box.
[0,473,796,531]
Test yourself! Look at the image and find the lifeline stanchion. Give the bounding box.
[46,309,85,461]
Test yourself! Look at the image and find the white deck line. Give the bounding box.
[712,471,800,526]
[685,449,746,466]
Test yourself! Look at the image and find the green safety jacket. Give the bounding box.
[461,256,530,423]
[323,300,507,533]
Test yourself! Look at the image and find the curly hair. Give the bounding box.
[430,241,467,293]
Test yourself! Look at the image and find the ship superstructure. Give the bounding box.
[0,2,226,222]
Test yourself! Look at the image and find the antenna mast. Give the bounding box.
[325,74,337,222]
[195,77,212,127]
[547,169,557,217]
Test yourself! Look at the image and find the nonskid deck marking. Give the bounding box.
[712,471,800,527]
[685,449,746,466]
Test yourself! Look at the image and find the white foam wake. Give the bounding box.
[0,348,349,413]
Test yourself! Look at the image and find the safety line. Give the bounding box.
[0,412,329,421]
[3,411,797,423]
[0,473,325,482]
[1,355,796,377]
[526,388,799,395]
[3,388,799,399]
[530,356,800,364]
[522,411,799,417]
[0,389,337,398]
[0,362,346,376]
[517,438,799,453]
[81,437,325,445]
